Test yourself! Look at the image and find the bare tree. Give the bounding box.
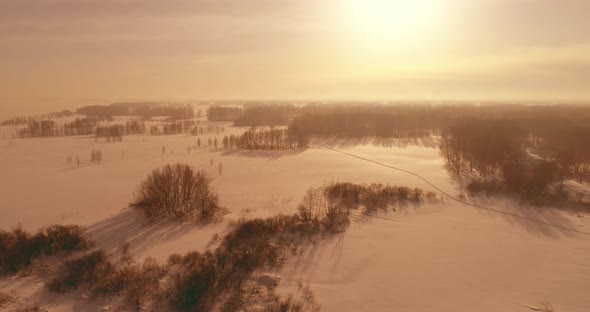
[298,187,325,222]
[96,150,102,164]
[91,150,103,164]
[130,164,220,221]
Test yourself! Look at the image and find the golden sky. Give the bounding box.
[1,0,590,106]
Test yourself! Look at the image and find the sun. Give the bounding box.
[340,0,443,43]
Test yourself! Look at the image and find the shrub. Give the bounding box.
[49,249,165,310]
[48,250,114,293]
[224,280,320,312]
[412,188,424,202]
[168,215,321,312]
[0,225,91,275]
[46,213,326,311]
[94,257,165,309]
[425,191,438,201]
[297,188,326,223]
[43,225,92,254]
[0,292,12,308]
[0,228,42,274]
[125,257,164,310]
[297,182,433,231]
[130,164,221,221]
[16,305,44,312]
[168,253,183,266]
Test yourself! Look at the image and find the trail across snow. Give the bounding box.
[318,144,590,236]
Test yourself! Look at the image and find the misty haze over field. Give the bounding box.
[1,1,590,311]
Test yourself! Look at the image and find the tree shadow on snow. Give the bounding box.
[311,136,439,149]
[468,196,584,239]
[87,208,211,256]
[220,149,305,160]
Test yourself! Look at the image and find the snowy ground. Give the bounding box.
[0,125,589,311]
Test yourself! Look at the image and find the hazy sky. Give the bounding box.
[1,0,590,109]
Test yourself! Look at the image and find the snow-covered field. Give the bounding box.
[1,124,589,311]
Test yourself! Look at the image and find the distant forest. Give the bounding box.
[9,117,226,141]
[4,103,198,140]
[233,104,298,126]
[12,117,146,140]
[440,116,590,204]
[207,106,242,121]
[0,110,74,126]
[77,102,194,119]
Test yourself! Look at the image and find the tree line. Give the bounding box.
[77,102,194,119]
[148,122,226,137]
[207,105,243,121]
[16,120,58,137]
[65,116,113,136]
[219,127,310,150]
[0,110,74,127]
[13,117,147,140]
[289,112,438,139]
[233,104,298,126]
[299,182,437,231]
[95,120,146,141]
[10,117,225,140]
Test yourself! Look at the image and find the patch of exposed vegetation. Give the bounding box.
[0,225,92,275]
[15,304,46,312]
[48,250,165,311]
[48,250,113,293]
[223,280,320,312]
[167,182,433,310]
[43,182,431,311]
[167,214,321,311]
[0,291,13,308]
[45,214,323,311]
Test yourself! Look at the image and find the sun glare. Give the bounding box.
[340,0,444,44]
